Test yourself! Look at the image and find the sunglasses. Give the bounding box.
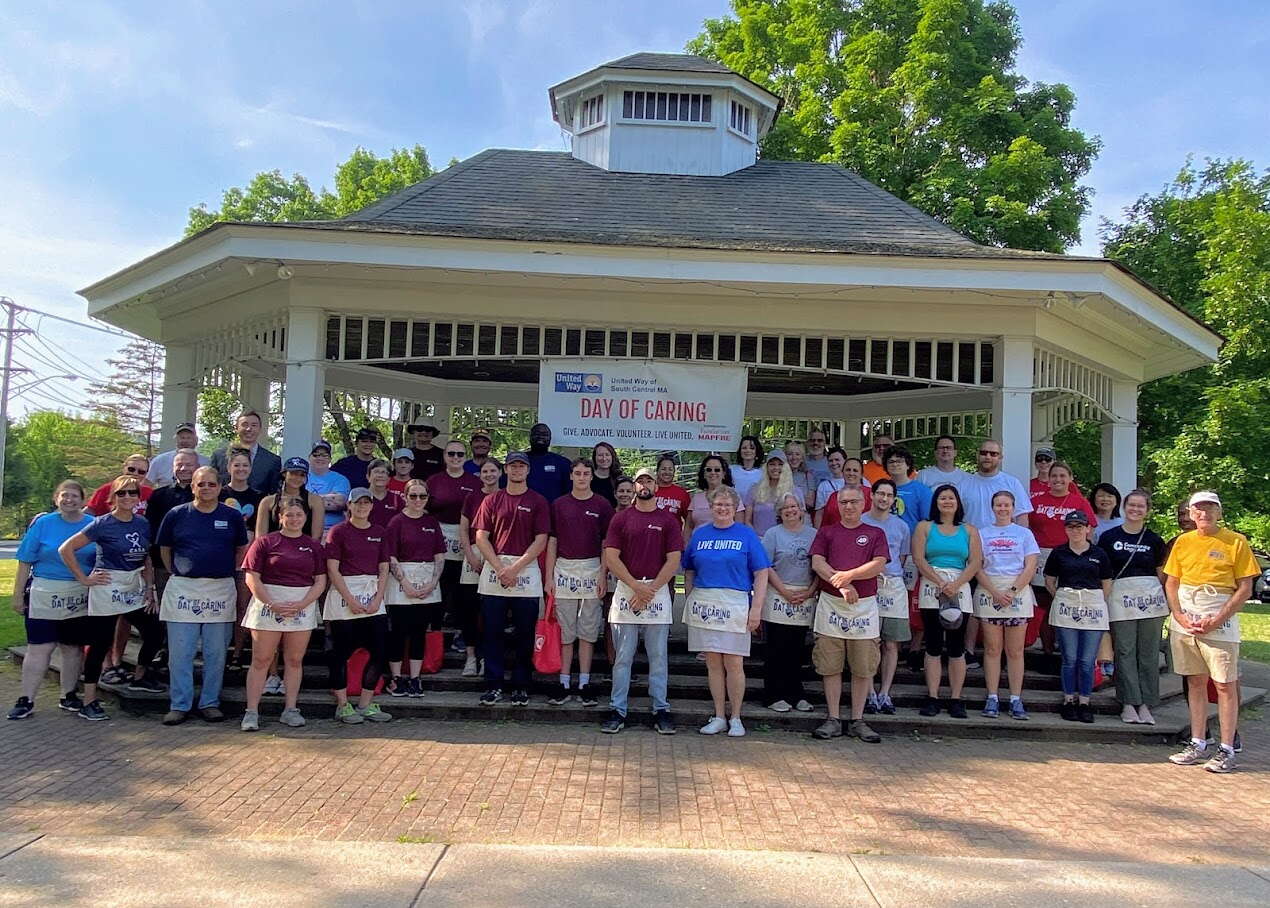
[978,450,1002,457]
[703,467,723,473]
[406,493,428,500]
[195,481,219,488]
[445,451,465,457]
[125,466,146,474]
[114,489,140,497]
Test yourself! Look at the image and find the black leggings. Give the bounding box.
[123,608,165,667]
[439,559,462,624]
[79,615,119,684]
[921,608,967,659]
[762,622,808,705]
[454,581,481,646]
[388,603,444,660]
[327,614,389,691]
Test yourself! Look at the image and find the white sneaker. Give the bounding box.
[699,716,728,735]
[767,700,792,713]
[1137,705,1155,726]
[1120,704,1140,724]
[263,675,284,695]
[462,655,479,677]
[794,699,814,712]
[727,717,746,737]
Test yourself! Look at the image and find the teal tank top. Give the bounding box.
[925,523,970,569]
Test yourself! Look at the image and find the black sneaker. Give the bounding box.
[918,696,940,717]
[546,683,570,706]
[948,699,967,719]
[600,710,626,734]
[1077,703,1095,724]
[479,689,502,706]
[1234,731,1243,754]
[127,676,165,693]
[389,675,409,698]
[7,697,34,720]
[1060,700,1078,722]
[510,689,529,707]
[653,710,676,735]
[408,677,424,698]
[963,651,981,669]
[78,700,109,721]
[58,692,84,712]
[578,683,598,707]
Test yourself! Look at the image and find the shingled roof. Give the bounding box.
[333,149,1050,259]
[601,52,735,74]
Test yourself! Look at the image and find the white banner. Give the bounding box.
[537,359,746,451]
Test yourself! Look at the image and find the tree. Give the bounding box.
[88,339,164,454]
[196,387,240,446]
[688,0,1100,251]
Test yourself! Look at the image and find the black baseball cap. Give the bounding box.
[355,427,380,441]
[175,422,196,433]
[1063,510,1090,526]
[283,456,309,473]
[311,440,332,455]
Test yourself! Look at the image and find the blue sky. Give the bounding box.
[2,0,1267,413]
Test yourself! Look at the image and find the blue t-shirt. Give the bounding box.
[525,451,572,501]
[17,512,95,580]
[682,523,771,592]
[307,469,352,529]
[892,480,933,533]
[156,502,249,578]
[83,513,150,571]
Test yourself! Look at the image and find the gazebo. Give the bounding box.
[79,53,1220,489]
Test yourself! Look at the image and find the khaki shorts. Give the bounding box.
[555,597,603,644]
[1170,633,1239,683]
[881,616,912,643]
[813,635,881,678]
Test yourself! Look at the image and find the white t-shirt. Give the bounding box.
[145,448,210,488]
[730,466,764,503]
[916,465,970,492]
[815,477,845,511]
[960,471,1032,529]
[978,522,1040,576]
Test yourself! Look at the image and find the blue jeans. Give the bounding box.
[610,623,671,717]
[1056,626,1101,697]
[481,595,539,690]
[167,620,233,711]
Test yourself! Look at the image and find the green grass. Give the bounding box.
[0,561,20,650]
[1241,602,1270,664]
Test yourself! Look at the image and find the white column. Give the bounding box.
[992,336,1034,485]
[240,376,271,420]
[430,403,453,443]
[281,308,326,460]
[160,343,198,441]
[1101,379,1139,493]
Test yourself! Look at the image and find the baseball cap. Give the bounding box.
[505,452,530,466]
[283,456,309,473]
[765,449,788,464]
[1034,446,1056,461]
[392,448,415,461]
[310,440,332,455]
[348,487,373,503]
[632,467,656,481]
[1063,510,1090,527]
[1188,490,1222,507]
[355,427,380,441]
[938,599,964,630]
[470,430,492,442]
[174,422,196,434]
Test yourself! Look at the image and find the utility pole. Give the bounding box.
[0,297,33,508]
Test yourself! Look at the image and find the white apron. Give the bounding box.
[1049,587,1110,631]
[243,582,319,631]
[875,575,910,620]
[478,554,543,598]
[460,548,484,585]
[1171,583,1240,642]
[762,586,816,626]
[814,591,880,639]
[902,558,918,591]
[683,587,751,634]
[553,556,603,600]
[1108,576,1168,623]
[1031,547,1053,587]
[160,575,237,623]
[439,522,464,562]
[973,573,1036,619]
[324,574,385,621]
[27,578,89,620]
[918,568,973,612]
[609,578,674,625]
[385,561,442,605]
[88,568,146,617]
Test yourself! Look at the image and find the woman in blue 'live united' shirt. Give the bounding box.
[682,486,770,738]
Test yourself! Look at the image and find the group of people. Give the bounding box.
[9,416,1257,771]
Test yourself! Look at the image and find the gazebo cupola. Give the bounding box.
[548,52,782,176]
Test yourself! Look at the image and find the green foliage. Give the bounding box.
[196,387,241,447]
[689,0,1100,251]
[88,339,164,454]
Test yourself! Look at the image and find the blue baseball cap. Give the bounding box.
[283,457,309,473]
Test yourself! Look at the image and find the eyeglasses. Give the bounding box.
[195,481,219,488]
[406,493,428,500]
[445,451,465,458]
[703,467,723,473]
[114,489,140,497]
[125,466,146,474]
[978,450,1002,457]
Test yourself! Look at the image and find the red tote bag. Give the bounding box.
[533,595,563,675]
[421,630,445,674]
[345,649,385,696]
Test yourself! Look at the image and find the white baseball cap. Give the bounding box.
[1188,490,1221,507]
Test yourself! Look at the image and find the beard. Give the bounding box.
[636,487,655,500]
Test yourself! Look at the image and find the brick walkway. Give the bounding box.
[2,664,1267,865]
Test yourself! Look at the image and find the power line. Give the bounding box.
[15,337,104,385]
[17,327,110,381]
[4,299,135,339]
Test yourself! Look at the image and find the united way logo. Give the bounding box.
[554,371,602,393]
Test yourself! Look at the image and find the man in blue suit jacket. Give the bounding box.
[209,409,282,495]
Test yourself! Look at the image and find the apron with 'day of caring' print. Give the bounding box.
[813,591,879,639]
[683,587,751,634]
[973,573,1036,620]
[88,568,146,617]
[762,586,815,627]
[918,567,973,612]
[1108,576,1168,623]
[875,575,910,620]
[609,578,673,625]
[386,561,442,605]
[27,578,89,620]
[553,556,603,600]
[161,575,237,623]
[478,554,543,598]
[439,522,464,562]
[1031,547,1053,588]
[1049,587,1109,631]
[1171,583,1240,642]
[243,582,319,631]
[323,574,385,621]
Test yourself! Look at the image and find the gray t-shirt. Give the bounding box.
[761,523,818,588]
[805,453,832,485]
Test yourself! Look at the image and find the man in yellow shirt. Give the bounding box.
[1163,491,1257,773]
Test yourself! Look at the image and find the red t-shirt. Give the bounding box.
[818,485,872,528]
[552,493,615,560]
[242,531,325,587]
[324,521,388,576]
[1031,477,1083,496]
[809,521,890,598]
[427,471,482,525]
[473,488,551,557]
[385,512,446,563]
[603,507,685,579]
[654,483,691,519]
[387,477,411,495]
[368,489,403,529]
[86,483,153,517]
[1028,490,1097,548]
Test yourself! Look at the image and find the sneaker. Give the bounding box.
[100,666,129,685]
[767,700,792,713]
[948,699,967,719]
[546,683,571,706]
[653,710,676,735]
[600,710,625,734]
[127,676,165,693]
[1233,731,1242,753]
[699,716,728,735]
[7,697,34,720]
[452,633,466,653]
[462,655,479,677]
[1009,699,1029,721]
[479,689,502,706]
[864,692,879,715]
[981,695,999,718]
[240,710,260,732]
[578,684,598,707]
[1204,748,1236,774]
[964,651,981,669]
[1137,705,1155,726]
[1060,700,1078,722]
[1077,703,1095,724]
[727,717,746,737]
[848,719,881,743]
[357,703,392,723]
[335,702,364,724]
[263,674,284,696]
[1120,704,1140,724]
[389,675,409,697]
[878,694,896,715]
[812,717,843,739]
[79,700,109,721]
[58,692,83,712]
[510,689,529,707]
[918,697,940,717]
[161,709,187,725]
[408,677,424,699]
[279,708,306,727]
[794,699,814,713]
[1169,741,1209,765]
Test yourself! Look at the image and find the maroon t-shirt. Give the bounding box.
[386,512,446,563]
[325,520,388,576]
[473,488,551,557]
[242,532,325,588]
[603,506,685,580]
[368,489,403,529]
[552,493,615,560]
[461,489,491,545]
[427,470,482,525]
[809,521,890,598]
